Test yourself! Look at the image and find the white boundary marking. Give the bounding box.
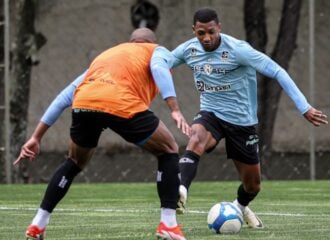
[1,206,329,217]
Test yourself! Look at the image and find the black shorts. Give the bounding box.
[70,109,159,148]
[192,110,259,164]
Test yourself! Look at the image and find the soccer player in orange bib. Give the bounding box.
[15,28,189,240]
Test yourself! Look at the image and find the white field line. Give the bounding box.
[0,206,329,217]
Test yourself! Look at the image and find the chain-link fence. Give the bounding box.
[2,0,330,182]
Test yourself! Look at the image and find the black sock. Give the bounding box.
[237,184,258,206]
[156,153,180,209]
[179,150,200,190]
[40,158,81,212]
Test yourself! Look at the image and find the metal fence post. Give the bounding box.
[309,0,315,181]
[4,0,11,183]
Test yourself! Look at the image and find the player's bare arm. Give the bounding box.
[14,122,50,165]
[165,96,191,137]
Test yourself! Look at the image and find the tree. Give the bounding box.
[9,0,46,183]
[0,1,5,182]
[244,0,302,178]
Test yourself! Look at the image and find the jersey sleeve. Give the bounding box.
[171,43,186,67]
[273,69,311,114]
[150,46,176,99]
[40,70,87,126]
[235,42,310,114]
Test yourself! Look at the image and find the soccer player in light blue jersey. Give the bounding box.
[173,7,328,229]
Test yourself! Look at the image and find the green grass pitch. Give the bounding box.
[0,180,329,239]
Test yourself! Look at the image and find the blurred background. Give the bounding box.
[0,0,329,183]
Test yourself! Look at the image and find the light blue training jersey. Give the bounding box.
[171,33,310,126]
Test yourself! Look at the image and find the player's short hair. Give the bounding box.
[193,7,219,25]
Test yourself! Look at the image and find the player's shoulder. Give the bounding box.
[153,45,172,57]
[176,37,201,51]
[221,33,250,49]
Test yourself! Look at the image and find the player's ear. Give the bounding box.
[218,23,222,32]
[192,25,195,34]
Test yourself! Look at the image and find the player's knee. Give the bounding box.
[157,140,179,154]
[161,134,179,153]
[157,130,179,153]
[162,142,178,153]
[188,134,206,153]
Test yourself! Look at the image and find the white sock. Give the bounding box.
[160,208,177,227]
[31,208,50,229]
[233,199,246,212]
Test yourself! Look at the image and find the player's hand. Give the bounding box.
[171,110,191,137]
[13,137,41,165]
[303,107,328,126]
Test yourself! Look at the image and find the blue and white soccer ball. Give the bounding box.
[207,202,243,234]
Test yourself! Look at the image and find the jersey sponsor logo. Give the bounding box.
[196,80,231,92]
[191,65,239,75]
[88,70,115,85]
[203,64,213,75]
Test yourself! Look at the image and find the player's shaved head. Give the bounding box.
[129,27,157,43]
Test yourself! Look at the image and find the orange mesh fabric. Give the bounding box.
[73,43,159,118]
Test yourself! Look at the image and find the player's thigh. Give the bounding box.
[142,120,178,155]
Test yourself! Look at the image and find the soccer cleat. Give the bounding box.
[156,222,186,240]
[25,225,45,240]
[243,206,264,229]
[176,185,187,215]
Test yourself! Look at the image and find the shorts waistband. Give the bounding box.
[73,108,102,113]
